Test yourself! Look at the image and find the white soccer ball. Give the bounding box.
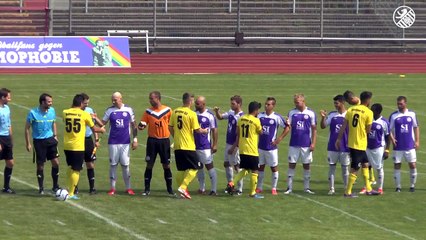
[55,189,69,201]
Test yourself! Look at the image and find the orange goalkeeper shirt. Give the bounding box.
[141,105,172,139]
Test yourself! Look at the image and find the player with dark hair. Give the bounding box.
[63,94,105,200]
[25,93,60,194]
[226,101,263,198]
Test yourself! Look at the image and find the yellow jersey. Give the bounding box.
[238,114,262,156]
[345,104,373,150]
[169,107,200,151]
[63,108,94,151]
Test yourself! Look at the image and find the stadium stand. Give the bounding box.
[0,0,49,36]
[3,0,426,52]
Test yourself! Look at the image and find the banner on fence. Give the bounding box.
[0,36,131,67]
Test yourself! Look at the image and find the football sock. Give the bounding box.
[175,170,185,188]
[4,167,12,189]
[208,168,217,192]
[346,173,357,195]
[197,169,205,191]
[121,165,131,189]
[87,168,95,190]
[144,168,153,191]
[257,170,264,191]
[180,169,198,190]
[271,171,279,189]
[362,167,372,192]
[410,168,417,188]
[377,168,384,189]
[68,168,80,196]
[341,165,349,188]
[303,169,311,190]
[250,172,259,196]
[37,169,44,189]
[234,169,248,184]
[52,167,59,189]
[109,164,117,189]
[164,168,173,193]
[394,169,401,188]
[225,166,233,182]
[329,164,336,190]
[287,168,295,190]
[369,165,376,182]
[236,169,244,192]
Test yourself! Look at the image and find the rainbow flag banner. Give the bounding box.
[0,36,131,67]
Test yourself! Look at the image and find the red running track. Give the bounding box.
[1,53,425,74]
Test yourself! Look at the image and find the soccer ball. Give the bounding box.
[55,188,69,201]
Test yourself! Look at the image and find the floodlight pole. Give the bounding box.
[67,0,75,35]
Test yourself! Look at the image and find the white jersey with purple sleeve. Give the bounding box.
[195,109,217,150]
[258,112,287,151]
[389,110,418,151]
[288,107,316,148]
[222,110,244,145]
[368,116,389,149]
[326,111,349,152]
[103,104,135,145]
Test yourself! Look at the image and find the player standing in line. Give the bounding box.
[102,92,138,196]
[138,91,174,196]
[226,101,263,198]
[194,96,219,196]
[25,93,60,195]
[336,91,380,197]
[284,94,317,195]
[63,94,105,200]
[389,96,420,192]
[0,88,15,194]
[169,92,208,199]
[320,95,350,195]
[359,103,390,195]
[255,97,289,195]
[213,95,244,194]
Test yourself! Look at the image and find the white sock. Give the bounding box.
[287,168,295,190]
[121,165,131,189]
[410,168,417,188]
[329,164,336,190]
[341,165,349,189]
[110,165,117,189]
[257,171,265,191]
[208,168,217,192]
[303,169,311,190]
[225,166,233,182]
[271,171,279,189]
[197,169,205,191]
[394,169,401,188]
[377,167,384,189]
[236,168,243,192]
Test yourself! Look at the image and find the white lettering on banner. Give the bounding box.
[0,41,35,51]
[0,51,80,64]
[38,43,63,51]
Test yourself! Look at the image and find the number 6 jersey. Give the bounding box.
[345,105,373,151]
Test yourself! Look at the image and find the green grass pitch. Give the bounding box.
[0,74,424,240]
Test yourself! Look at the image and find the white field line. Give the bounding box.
[260,218,271,223]
[310,217,322,223]
[0,172,149,240]
[294,194,416,240]
[207,218,218,224]
[404,216,416,222]
[55,220,66,226]
[155,219,168,224]
[3,220,13,226]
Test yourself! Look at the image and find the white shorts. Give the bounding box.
[259,149,278,167]
[327,151,350,165]
[196,149,213,165]
[393,149,417,164]
[366,147,384,169]
[288,146,312,164]
[108,144,130,166]
[224,144,240,166]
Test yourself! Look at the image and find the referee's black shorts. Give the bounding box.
[240,154,259,171]
[146,137,170,164]
[174,149,201,171]
[0,136,13,160]
[349,148,369,170]
[33,137,59,163]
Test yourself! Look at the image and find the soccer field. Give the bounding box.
[0,74,424,240]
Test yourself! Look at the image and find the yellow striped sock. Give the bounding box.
[180,169,198,190]
[68,169,80,196]
[234,169,248,184]
[346,173,357,195]
[250,172,259,196]
[362,168,372,192]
